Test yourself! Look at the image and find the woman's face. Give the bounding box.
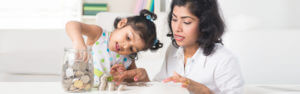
[109,25,145,55]
[171,6,200,47]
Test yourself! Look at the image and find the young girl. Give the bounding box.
[65,9,163,87]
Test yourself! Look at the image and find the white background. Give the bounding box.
[0,0,300,85]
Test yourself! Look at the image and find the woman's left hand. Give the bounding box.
[163,72,211,94]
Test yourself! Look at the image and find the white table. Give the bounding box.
[243,84,300,94]
[0,82,189,94]
[1,82,300,94]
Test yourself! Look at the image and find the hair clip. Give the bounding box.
[146,15,153,21]
[153,39,158,46]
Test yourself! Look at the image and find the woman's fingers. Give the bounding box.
[163,72,191,88]
[164,72,181,83]
[179,77,190,88]
[163,76,175,83]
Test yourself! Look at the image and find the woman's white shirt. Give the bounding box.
[153,44,244,94]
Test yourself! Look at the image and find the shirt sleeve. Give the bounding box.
[152,58,168,81]
[152,45,174,81]
[214,56,244,94]
[123,56,132,69]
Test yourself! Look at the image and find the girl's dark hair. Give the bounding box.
[113,9,163,59]
[167,0,225,56]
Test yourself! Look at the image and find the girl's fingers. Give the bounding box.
[117,66,126,72]
[111,64,124,70]
[110,64,125,74]
[116,72,131,85]
[133,71,144,82]
[133,68,149,82]
[133,75,140,82]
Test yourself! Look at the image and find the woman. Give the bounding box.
[111,0,244,94]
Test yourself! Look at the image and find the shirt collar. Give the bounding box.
[174,46,184,58]
[174,46,207,67]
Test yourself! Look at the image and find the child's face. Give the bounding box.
[171,6,200,48]
[109,25,145,55]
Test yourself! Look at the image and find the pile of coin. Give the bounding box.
[62,60,93,92]
[98,74,126,92]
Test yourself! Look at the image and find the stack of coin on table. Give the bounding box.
[98,74,126,92]
[62,60,93,92]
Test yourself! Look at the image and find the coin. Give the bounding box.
[75,71,84,77]
[74,80,84,89]
[66,67,74,77]
[81,75,90,84]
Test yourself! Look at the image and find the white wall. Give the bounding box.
[219,0,300,31]
[0,29,70,82]
[223,29,300,84]
[219,0,300,84]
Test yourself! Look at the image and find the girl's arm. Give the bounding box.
[127,60,137,70]
[65,21,103,49]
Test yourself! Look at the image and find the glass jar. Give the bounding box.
[62,48,94,92]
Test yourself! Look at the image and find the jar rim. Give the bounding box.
[64,47,92,52]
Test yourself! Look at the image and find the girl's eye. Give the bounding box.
[184,22,191,24]
[127,36,130,40]
[130,47,134,52]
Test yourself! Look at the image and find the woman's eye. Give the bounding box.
[172,19,177,22]
[184,22,191,24]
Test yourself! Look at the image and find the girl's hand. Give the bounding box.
[73,42,90,62]
[65,21,102,63]
[163,72,211,94]
[112,68,150,85]
[110,64,126,77]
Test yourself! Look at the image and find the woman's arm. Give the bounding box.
[65,21,102,49]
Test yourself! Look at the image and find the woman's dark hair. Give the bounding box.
[113,9,163,59]
[167,0,225,56]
